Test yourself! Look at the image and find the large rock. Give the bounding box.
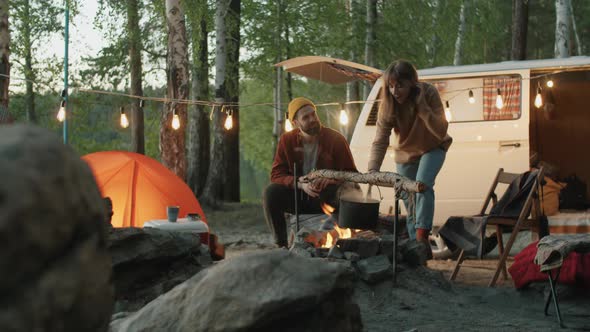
[109,227,210,312]
[0,125,113,331]
[111,250,363,332]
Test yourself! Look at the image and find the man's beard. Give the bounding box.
[300,123,320,136]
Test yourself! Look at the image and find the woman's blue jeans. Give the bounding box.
[396,148,446,240]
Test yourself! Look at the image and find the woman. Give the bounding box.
[368,60,452,250]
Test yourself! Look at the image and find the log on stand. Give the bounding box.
[301,170,425,284]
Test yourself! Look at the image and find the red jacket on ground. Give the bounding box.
[271,126,358,188]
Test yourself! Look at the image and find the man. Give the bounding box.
[263,97,358,248]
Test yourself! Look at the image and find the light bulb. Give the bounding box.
[171,113,180,130]
[285,119,293,132]
[546,79,554,88]
[57,101,66,122]
[468,90,475,104]
[495,88,504,109]
[534,87,543,108]
[120,112,129,128]
[444,101,452,122]
[224,113,233,130]
[339,109,349,125]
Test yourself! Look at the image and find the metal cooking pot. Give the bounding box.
[338,196,380,229]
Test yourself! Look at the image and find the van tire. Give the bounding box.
[429,228,460,260]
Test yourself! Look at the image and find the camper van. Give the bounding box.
[277,56,590,257]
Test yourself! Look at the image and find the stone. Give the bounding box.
[337,238,380,258]
[378,234,395,260]
[289,241,313,258]
[328,245,345,259]
[108,227,209,313]
[344,251,360,262]
[111,250,363,332]
[355,255,393,283]
[0,125,113,331]
[401,240,431,266]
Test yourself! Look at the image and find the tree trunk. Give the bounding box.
[511,0,528,60]
[201,0,229,207]
[453,0,467,66]
[0,0,10,123]
[186,0,210,197]
[568,0,582,55]
[346,0,360,137]
[363,0,376,99]
[223,0,240,202]
[272,0,283,144]
[554,0,570,58]
[301,170,425,194]
[23,0,36,123]
[161,0,189,179]
[282,2,292,102]
[429,0,441,67]
[127,0,145,154]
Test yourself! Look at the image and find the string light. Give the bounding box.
[120,107,129,128]
[224,109,233,130]
[534,84,543,108]
[495,88,504,109]
[468,90,475,104]
[284,112,293,132]
[57,100,66,122]
[171,108,180,130]
[546,79,554,88]
[339,104,349,125]
[444,101,453,122]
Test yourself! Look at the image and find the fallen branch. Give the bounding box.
[300,170,425,193]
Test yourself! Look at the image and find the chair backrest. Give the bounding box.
[480,167,544,218]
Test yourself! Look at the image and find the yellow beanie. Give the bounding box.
[288,97,316,122]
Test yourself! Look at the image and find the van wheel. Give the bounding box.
[429,228,459,260]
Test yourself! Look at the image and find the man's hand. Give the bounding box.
[310,178,338,192]
[298,181,320,198]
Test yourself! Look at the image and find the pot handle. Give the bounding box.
[366,184,383,201]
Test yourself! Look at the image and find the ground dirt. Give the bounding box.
[204,203,590,332]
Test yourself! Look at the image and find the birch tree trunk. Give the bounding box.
[223,0,240,202]
[363,0,376,99]
[428,0,440,67]
[554,0,570,58]
[283,2,293,102]
[453,0,467,66]
[186,0,210,197]
[0,0,10,123]
[568,0,582,55]
[201,0,229,206]
[161,0,189,179]
[511,0,528,60]
[127,0,145,154]
[23,0,36,123]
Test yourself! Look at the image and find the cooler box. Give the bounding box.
[548,210,590,235]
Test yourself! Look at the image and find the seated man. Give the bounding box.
[263,97,358,248]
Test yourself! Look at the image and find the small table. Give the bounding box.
[534,234,590,328]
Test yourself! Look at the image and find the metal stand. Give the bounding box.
[294,163,299,233]
[393,196,399,284]
[544,267,564,328]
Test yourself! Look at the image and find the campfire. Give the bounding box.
[320,203,359,248]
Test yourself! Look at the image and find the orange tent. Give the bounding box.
[82,151,207,228]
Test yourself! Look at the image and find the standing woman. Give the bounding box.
[367,60,452,251]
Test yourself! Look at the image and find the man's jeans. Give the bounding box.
[396,148,446,240]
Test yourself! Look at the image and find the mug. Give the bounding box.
[167,206,180,222]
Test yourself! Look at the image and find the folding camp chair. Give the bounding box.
[446,167,545,287]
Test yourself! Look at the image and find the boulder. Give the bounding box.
[111,250,363,332]
[108,227,210,312]
[0,125,113,331]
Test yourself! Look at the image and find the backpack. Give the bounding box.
[558,175,588,210]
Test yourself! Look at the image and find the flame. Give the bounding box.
[321,203,335,215]
[321,224,356,248]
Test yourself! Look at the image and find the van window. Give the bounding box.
[431,74,522,122]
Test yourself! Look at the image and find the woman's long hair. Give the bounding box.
[379,60,419,117]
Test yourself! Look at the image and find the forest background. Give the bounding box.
[1,0,586,206]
